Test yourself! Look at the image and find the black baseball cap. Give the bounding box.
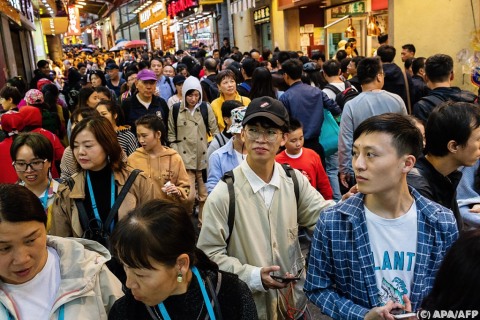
[243,96,289,127]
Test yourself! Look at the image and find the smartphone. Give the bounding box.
[270,275,301,283]
[390,309,416,319]
[271,268,303,283]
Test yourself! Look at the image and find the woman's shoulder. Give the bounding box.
[109,291,151,320]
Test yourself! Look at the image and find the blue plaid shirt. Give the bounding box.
[304,188,458,320]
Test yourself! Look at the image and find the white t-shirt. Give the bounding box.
[4,247,61,320]
[365,202,417,306]
[322,82,346,101]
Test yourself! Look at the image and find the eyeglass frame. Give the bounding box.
[244,126,282,142]
[12,159,48,172]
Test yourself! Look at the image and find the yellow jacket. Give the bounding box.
[211,93,251,132]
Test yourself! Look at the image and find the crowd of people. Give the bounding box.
[0,37,479,319]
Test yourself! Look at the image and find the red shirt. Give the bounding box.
[276,147,333,200]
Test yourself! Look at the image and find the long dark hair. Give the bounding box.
[249,67,277,100]
[111,200,217,271]
[421,229,480,310]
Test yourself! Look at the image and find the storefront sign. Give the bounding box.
[67,5,81,36]
[199,0,223,4]
[253,7,270,25]
[0,0,21,25]
[331,1,365,18]
[139,1,166,29]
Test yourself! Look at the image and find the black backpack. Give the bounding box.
[66,169,141,249]
[171,102,212,142]
[222,164,299,246]
[201,77,220,101]
[324,81,359,110]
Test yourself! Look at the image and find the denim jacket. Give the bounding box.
[304,188,458,320]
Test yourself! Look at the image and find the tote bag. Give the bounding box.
[319,110,340,157]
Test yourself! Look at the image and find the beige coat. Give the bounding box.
[197,162,336,319]
[167,76,219,170]
[127,146,190,202]
[50,166,156,237]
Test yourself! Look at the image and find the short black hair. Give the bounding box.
[311,52,326,62]
[377,45,396,63]
[241,58,259,78]
[357,57,383,85]
[425,54,453,83]
[378,34,388,44]
[340,58,352,73]
[353,113,423,159]
[322,59,341,77]
[0,184,47,226]
[425,101,480,157]
[288,118,303,132]
[0,86,22,104]
[351,56,365,68]
[37,60,49,69]
[281,59,303,80]
[412,57,426,75]
[277,51,291,65]
[335,50,347,62]
[402,44,416,54]
[404,58,414,70]
[221,100,243,118]
[11,132,54,162]
[204,58,218,73]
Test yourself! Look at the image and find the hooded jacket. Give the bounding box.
[127,146,190,201]
[0,236,123,320]
[167,76,219,170]
[413,86,479,122]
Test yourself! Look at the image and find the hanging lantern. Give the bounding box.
[345,18,357,38]
[367,15,381,36]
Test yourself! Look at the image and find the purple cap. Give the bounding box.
[136,69,158,81]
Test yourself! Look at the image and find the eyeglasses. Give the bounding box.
[12,159,47,172]
[245,127,280,142]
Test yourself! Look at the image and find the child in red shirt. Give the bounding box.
[276,118,333,200]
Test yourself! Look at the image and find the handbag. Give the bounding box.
[319,110,340,157]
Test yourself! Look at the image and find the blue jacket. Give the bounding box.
[280,81,341,140]
[121,94,169,135]
[304,188,458,320]
[206,138,240,194]
[156,75,176,102]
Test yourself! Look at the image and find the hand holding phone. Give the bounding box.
[390,308,416,319]
[270,268,303,283]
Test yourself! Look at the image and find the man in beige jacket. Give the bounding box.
[198,97,335,319]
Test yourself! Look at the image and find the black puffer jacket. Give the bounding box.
[413,87,478,122]
[407,156,464,232]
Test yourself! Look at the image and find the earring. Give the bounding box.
[107,155,111,163]
[177,271,183,283]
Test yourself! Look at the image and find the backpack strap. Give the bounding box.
[214,133,227,147]
[205,272,224,320]
[222,164,299,247]
[221,170,236,246]
[420,94,445,108]
[104,169,142,233]
[324,84,341,95]
[238,82,251,92]
[199,102,211,136]
[280,163,299,203]
[172,102,181,143]
[66,177,91,233]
